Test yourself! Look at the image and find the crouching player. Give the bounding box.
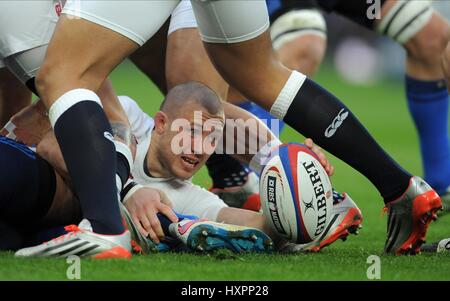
[1,82,361,256]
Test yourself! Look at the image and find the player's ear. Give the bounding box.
[154,111,168,134]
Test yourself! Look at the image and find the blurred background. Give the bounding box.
[327,0,450,84]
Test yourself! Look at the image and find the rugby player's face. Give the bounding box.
[163,104,224,180]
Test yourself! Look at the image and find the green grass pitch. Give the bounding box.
[1,61,449,281]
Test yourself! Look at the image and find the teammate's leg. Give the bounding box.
[377,0,450,195]
[34,0,178,237]
[129,20,170,95]
[166,30,228,100]
[0,68,32,127]
[226,24,326,135]
[0,135,131,258]
[219,7,327,196]
[227,5,328,133]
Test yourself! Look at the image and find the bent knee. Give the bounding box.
[406,13,450,65]
[442,42,450,84]
[34,61,76,106]
[34,63,52,101]
[36,61,106,106]
[270,9,327,76]
[277,35,326,77]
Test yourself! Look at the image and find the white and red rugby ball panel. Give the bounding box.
[260,143,333,244]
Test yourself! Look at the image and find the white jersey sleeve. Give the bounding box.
[118,95,154,144]
[137,178,227,222]
[168,0,198,35]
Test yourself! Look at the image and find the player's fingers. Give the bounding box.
[316,151,328,168]
[325,162,333,176]
[158,203,179,223]
[138,213,153,236]
[315,147,332,170]
[147,227,160,244]
[328,165,334,177]
[132,215,148,237]
[306,139,325,159]
[304,138,313,148]
[304,138,334,173]
[319,153,327,166]
[148,211,165,240]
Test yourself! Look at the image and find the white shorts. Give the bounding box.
[167,2,327,49]
[63,0,269,45]
[168,0,198,36]
[0,0,61,83]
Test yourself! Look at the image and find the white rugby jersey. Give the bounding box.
[118,96,227,221]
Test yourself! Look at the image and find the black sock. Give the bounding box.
[0,220,25,251]
[284,79,411,203]
[53,101,124,234]
[116,152,130,190]
[0,136,55,224]
[205,153,250,189]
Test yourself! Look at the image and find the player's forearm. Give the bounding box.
[221,101,279,165]
[216,207,284,248]
[97,79,133,144]
[97,79,135,179]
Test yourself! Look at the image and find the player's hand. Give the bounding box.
[6,100,51,146]
[124,187,178,243]
[304,138,334,176]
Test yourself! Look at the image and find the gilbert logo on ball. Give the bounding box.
[260,143,333,244]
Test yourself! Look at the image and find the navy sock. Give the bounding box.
[53,101,124,234]
[284,79,412,203]
[116,152,130,190]
[406,76,450,194]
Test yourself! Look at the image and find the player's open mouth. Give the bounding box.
[181,155,199,169]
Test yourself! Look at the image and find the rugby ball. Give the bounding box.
[260,143,333,244]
